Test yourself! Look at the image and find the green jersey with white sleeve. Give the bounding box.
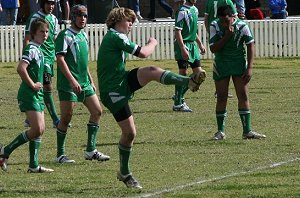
[55,27,90,92]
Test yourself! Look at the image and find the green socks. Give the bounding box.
[216,110,227,132]
[160,71,190,86]
[174,85,183,105]
[56,128,67,157]
[174,85,189,105]
[86,122,99,152]
[119,143,132,175]
[216,109,251,133]
[4,132,29,156]
[29,137,41,169]
[239,109,251,133]
[44,91,59,123]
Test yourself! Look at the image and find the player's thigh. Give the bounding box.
[26,111,45,136]
[59,101,75,121]
[232,76,249,101]
[215,77,230,96]
[83,94,102,115]
[137,66,164,86]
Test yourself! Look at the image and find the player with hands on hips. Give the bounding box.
[0,18,54,173]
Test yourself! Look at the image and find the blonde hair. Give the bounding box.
[106,7,136,29]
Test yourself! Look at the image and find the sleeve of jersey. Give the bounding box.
[22,46,34,64]
[54,16,59,35]
[175,10,185,30]
[242,25,254,44]
[55,32,68,56]
[116,33,140,56]
[209,21,219,46]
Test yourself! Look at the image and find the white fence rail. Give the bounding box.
[0,19,300,63]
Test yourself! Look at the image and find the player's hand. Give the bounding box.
[200,44,206,55]
[32,82,43,91]
[91,82,97,92]
[181,48,189,60]
[147,37,158,46]
[71,80,82,95]
[242,67,253,84]
[224,26,234,39]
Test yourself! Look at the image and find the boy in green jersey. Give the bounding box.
[0,18,54,173]
[173,0,207,112]
[205,0,237,98]
[209,5,266,140]
[54,5,110,164]
[23,0,60,128]
[97,7,205,189]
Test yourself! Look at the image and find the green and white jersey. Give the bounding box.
[175,4,198,42]
[97,28,139,92]
[209,18,254,61]
[17,42,44,103]
[55,27,90,92]
[25,11,58,66]
[205,0,237,26]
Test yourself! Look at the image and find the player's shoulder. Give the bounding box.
[211,18,220,26]
[56,28,69,38]
[235,19,250,28]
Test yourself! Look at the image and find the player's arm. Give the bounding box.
[196,34,206,55]
[204,14,209,32]
[210,26,234,53]
[242,42,255,84]
[175,28,189,60]
[138,37,158,58]
[56,54,82,94]
[17,60,42,91]
[87,68,96,91]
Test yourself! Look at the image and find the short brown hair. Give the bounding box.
[30,18,49,39]
[106,7,136,29]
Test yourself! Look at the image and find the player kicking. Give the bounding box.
[97,7,205,189]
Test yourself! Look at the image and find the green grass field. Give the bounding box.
[0,58,300,198]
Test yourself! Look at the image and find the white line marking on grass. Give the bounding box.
[129,157,300,198]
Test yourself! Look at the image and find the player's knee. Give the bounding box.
[61,113,72,126]
[217,94,228,103]
[124,131,136,142]
[91,108,102,120]
[30,125,45,137]
[148,66,159,73]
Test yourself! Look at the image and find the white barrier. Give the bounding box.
[0,18,299,63]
